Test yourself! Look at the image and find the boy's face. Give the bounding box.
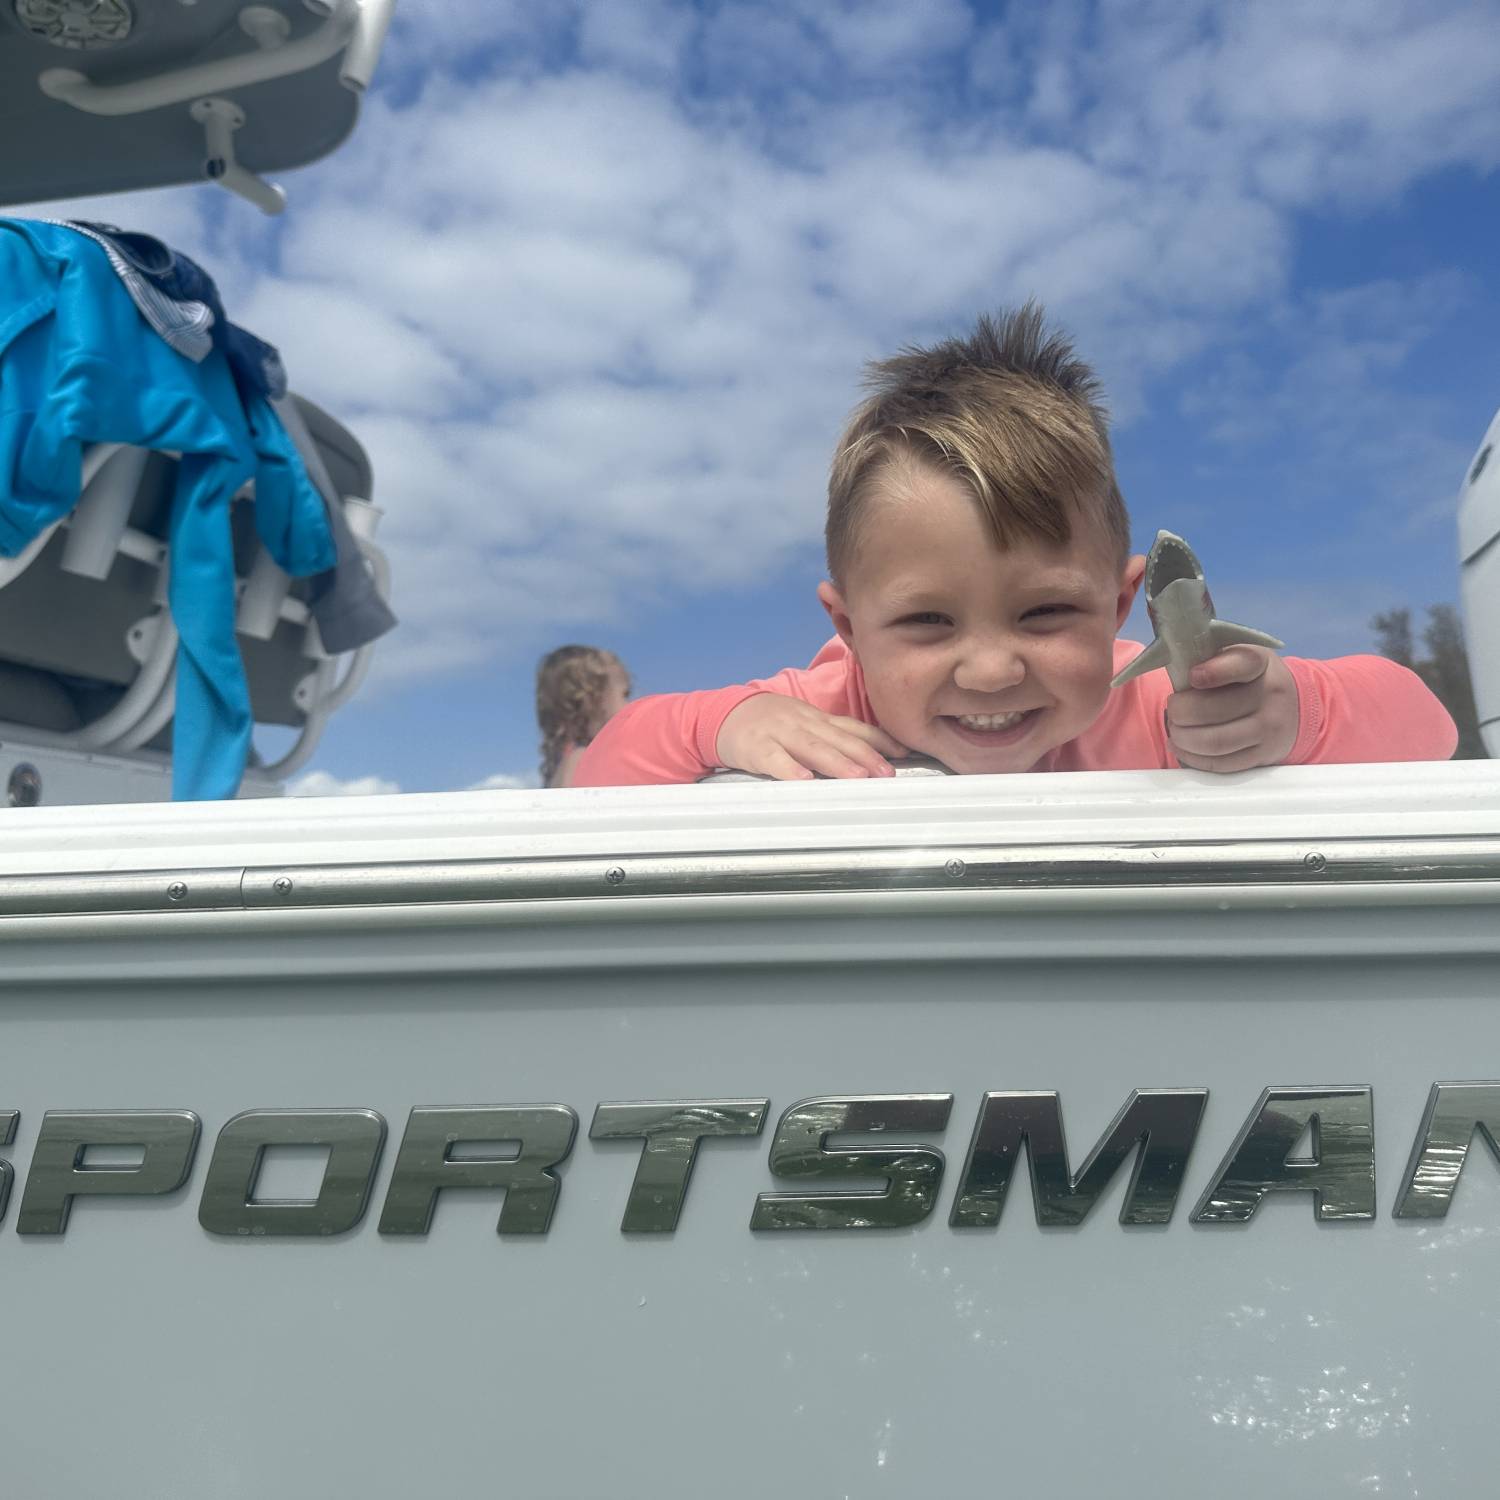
[818,466,1145,774]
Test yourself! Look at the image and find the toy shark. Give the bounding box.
[1111,530,1283,692]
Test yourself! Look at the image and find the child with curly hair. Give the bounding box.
[536,645,631,788]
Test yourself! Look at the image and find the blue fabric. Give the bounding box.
[73,221,287,400]
[59,222,393,653]
[49,219,213,362]
[0,218,334,799]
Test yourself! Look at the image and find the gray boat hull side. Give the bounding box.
[2,943,1498,1495]
[0,770,1498,1494]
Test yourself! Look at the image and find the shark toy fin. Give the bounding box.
[1208,620,1284,654]
[1110,636,1172,688]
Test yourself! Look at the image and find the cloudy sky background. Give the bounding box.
[11,0,1500,793]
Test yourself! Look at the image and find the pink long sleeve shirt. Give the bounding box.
[572,638,1458,787]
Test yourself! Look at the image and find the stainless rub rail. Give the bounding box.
[2,835,1500,918]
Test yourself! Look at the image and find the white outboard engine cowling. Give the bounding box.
[1458,406,1500,757]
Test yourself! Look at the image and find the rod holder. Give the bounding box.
[237,544,294,641]
[339,0,396,91]
[339,496,383,542]
[191,97,285,216]
[61,447,150,581]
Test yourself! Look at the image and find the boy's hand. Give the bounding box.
[716,694,907,780]
[1166,647,1299,773]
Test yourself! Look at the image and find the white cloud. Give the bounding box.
[290,10,1492,694]
[9,3,1497,702]
[1060,2,1500,208]
[384,0,579,80]
[577,0,695,76]
[792,0,975,76]
[287,770,401,797]
[0,181,208,237]
[236,279,469,417]
[467,771,541,791]
[1179,272,1478,526]
[286,768,538,795]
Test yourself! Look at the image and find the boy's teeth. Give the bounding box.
[957,711,1027,730]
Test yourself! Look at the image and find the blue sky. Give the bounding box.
[15,0,1500,793]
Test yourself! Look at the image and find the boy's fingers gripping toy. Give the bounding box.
[1111,530,1283,693]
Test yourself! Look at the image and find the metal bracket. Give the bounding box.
[191,97,285,216]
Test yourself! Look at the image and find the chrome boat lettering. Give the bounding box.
[377,1104,578,1236]
[1191,1087,1376,1223]
[0,1110,16,1223]
[750,1094,953,1231]
[16,1109,200,1234]
[199,1108,387,1237]
[4,1085,1500,1235]
[949,1088,1210,1229]
[1394,1082,1500,1219]
[590,1099,768,1233]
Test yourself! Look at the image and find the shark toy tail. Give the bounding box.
[1110,619,1285,688]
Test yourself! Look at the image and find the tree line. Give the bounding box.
[1371,605,1487,759]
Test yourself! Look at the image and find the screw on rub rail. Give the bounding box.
[605,867,627,886]
[167,881,188,902]
[1303,852,1328,873]
[273,876,294,897]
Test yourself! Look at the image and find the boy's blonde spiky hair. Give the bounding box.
[826,303,1130,585]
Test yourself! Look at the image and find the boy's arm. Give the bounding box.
[1280,655,1458,765]
[569,684,767,787]
[571,644,901,787]
[1130,646,1456,771]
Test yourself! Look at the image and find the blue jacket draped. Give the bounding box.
[0,219,333,799]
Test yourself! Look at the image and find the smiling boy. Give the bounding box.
[573,306,1456,785]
